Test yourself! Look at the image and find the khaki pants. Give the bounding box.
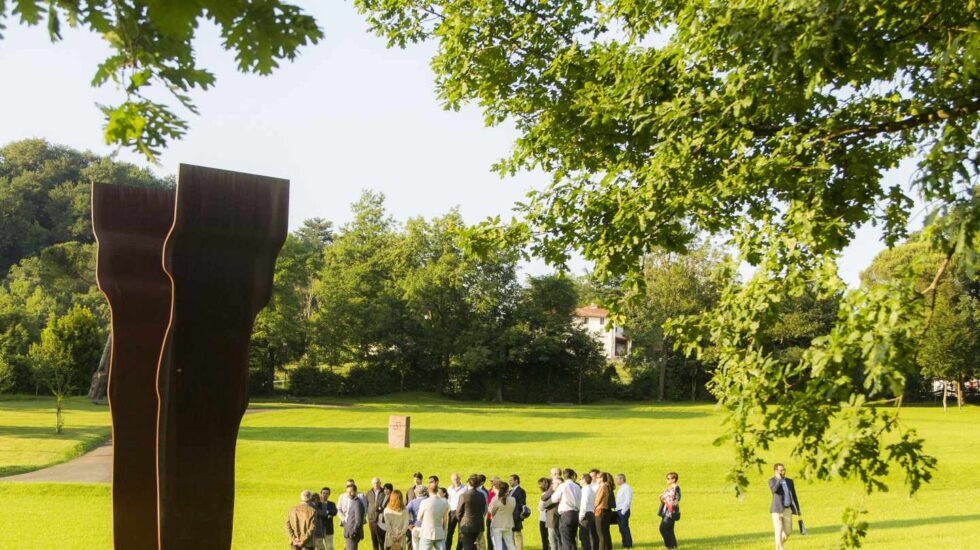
[316,536,334,550]
[512,530,523,550]
[771,509,792,550]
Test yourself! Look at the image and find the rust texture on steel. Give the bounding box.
[92,183,176,550]
[156,164,289,550]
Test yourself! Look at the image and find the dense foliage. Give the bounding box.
[257,190,612,403]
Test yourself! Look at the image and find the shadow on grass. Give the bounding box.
[300,401,711,421]
[0,426,109,440]
[237,426,587,444]
[682,513,980,547]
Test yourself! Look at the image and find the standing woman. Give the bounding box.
[489,481,517,550]
[657,473,681,550]
[380,490,409,550]
[593,473,615,550]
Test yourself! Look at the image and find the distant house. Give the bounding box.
[573,305,630,360]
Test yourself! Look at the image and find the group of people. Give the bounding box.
[286,463,802,550]
[285,469,641,550]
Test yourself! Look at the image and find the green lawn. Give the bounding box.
[1,395,978,549]
[0,396,111,477]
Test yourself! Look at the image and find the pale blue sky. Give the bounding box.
[0,2,913,285]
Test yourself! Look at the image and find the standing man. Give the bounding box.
[769,464,802,550]
[551,469,581,550]
[408,486,429,550]
[344,484,367,550]
[578,474,597,550]
[418,480,452,550]
[408,473,425,505]
[508,474,527,550]
[318,487,339,550]
[457,475,489,550]
[614,474,632,549]
[588,470,601,492]
[287,490,318,550]
[447,473,467,550]
[367,478,387,550]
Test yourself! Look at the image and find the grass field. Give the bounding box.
[1,394,978,549]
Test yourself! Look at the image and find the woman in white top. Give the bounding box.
[379,490,410,550]
[489,480,517,550]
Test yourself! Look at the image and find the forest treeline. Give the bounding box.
[1,140,977,404]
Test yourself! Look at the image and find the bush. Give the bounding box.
[342,364,399,396]
[288,364,343,397]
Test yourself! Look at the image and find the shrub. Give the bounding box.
[288,364,343,397]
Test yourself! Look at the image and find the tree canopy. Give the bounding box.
[355,0,979,542]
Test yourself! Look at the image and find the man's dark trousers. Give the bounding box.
[447,512,460,550]
[616,510,632,548]
[539,521,550,550]
[558,511,578,550]
[579,512,596,550]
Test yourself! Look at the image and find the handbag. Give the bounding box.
[610,512,619,526]
[670,508,680,522]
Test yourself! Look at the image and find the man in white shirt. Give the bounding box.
[614,474,633,549]
[417,481,451,550]
[338,479,355,527]
[550,469,581,550]
[578,474,597,550]
[446,473,467,550]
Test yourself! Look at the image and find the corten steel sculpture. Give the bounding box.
[156,165,289,550]
[92,184,177,550]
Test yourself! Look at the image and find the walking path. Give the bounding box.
[1,407,287,484]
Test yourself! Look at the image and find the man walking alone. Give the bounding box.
[768,464,802,550]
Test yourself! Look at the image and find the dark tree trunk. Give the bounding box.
[88,333,112,402]
[657,360,666,402]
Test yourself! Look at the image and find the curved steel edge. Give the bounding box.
[156,164,289,550]
[92,183,176,550]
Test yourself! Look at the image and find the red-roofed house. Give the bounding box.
[573,305,630,360]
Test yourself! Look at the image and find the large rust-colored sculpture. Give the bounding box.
[93,184,176,550]
[91,164,288,550]
[156,165,289,550]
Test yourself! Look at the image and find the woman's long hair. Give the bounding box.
[494,480,510,505]
[387,490,405,511]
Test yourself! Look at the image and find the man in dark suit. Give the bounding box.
[457,475,489,550]
[344,484,367,550]
[366,478,386,550]
[508,474,528,550]
[768,463,802,550]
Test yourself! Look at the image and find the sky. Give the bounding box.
[0,2,916,286]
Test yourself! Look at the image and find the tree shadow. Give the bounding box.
[0,425,110,441]
[681,514,980,547]
[339,401,711,421]
[237,426,588,444]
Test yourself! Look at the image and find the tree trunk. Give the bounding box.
[657,360,666,402]
[87,333,112,402]
[690,360,697,401]
[55,392,65,434]
[942,380,948,412]
[955,377,965,408]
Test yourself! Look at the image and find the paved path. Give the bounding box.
[1,407,286,484]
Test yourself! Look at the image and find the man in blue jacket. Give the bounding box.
[768,464,802,550]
